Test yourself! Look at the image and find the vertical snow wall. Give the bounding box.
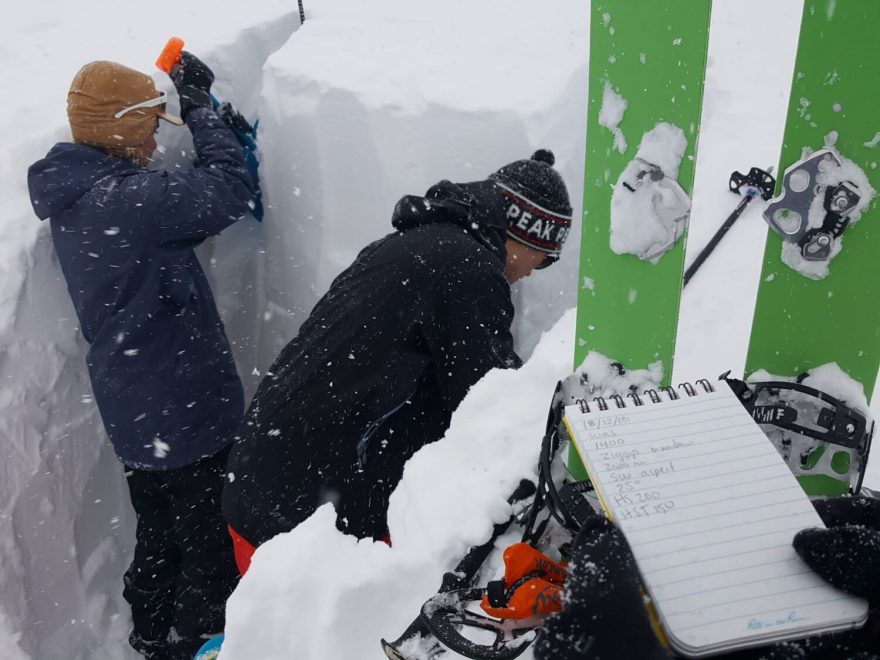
[255,3,589,366]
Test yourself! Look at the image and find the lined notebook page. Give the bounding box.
[564,385,867,657]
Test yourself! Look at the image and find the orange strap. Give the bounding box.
[480,543,567,619]
[227,525,257,576]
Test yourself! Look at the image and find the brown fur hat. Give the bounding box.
[67,61,182,153]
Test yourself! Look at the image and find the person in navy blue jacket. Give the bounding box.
[27,53,254,660]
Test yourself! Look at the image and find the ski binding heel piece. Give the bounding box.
[763,149,861,261]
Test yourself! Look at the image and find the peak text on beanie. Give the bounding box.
[67,61,183,150]
[490,150,573,268]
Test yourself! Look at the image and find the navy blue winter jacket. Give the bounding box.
[27,107,254,470]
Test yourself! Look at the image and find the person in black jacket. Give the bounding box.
[27,53,254,660]
[223,150,573,565]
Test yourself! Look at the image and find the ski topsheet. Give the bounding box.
[571,0,712,477]
[745,1,880,495]
[574,0,711,373]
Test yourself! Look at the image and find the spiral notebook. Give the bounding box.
[563,380,868,658]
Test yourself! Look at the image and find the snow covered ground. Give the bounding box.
[1,1,877,659]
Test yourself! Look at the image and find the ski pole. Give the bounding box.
[298,0,305,24]
[682,166,775,287]
[380,479,536,659]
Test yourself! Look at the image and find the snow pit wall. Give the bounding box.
[0,2,588,657]
[256,4,589,361]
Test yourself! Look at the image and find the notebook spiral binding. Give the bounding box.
[576,379,716,414]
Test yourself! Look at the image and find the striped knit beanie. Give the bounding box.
[489,149,572,268]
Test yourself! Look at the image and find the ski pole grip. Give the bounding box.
[156,36,185,73]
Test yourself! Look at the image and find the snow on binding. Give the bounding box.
[609,126,691,263]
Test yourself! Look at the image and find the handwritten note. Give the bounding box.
[564,386,868,657]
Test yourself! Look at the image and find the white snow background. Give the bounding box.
[0,1,877,658]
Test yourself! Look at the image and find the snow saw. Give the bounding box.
[763,148,862,261]
[156,37,264,220]
[381,368,875,660]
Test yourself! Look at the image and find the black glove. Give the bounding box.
[218,101,254,135]
[731,496,880,660]
[533,517,671,660]
[794,496,880,604]
[169,51,214,118]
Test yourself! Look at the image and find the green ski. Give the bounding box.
[571,0,712,477]
[745,1,880,496]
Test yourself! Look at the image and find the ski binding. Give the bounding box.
[763,148,861,261]
[614,157,691,261]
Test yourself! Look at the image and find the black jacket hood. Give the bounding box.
[28,143,136,220]
[391,179,508,262]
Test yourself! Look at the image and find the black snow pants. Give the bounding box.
[123,445,238,660]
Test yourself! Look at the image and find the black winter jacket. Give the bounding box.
[224,179,522,543]
[27,107,254,469]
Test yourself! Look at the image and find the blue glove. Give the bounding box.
[794,495,880,603]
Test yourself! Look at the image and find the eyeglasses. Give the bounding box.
[114,91,168,119]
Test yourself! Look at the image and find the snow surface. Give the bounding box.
[1,0,879,659]
[598,80,628,154]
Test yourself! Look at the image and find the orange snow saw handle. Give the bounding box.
[480,543,567,620]
[156,36,185,73]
